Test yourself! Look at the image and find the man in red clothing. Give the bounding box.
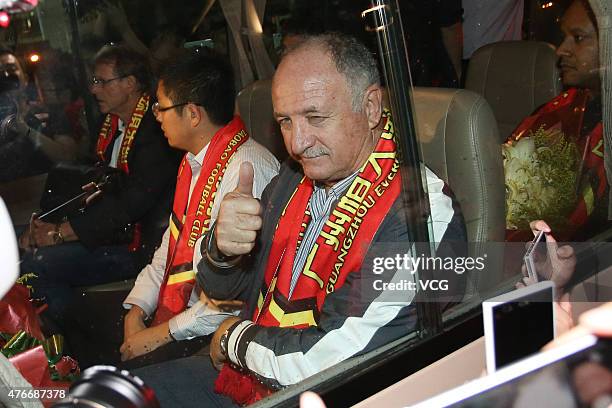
[121,50,278,366]
[131,33,466,408]
[506,0,605,240]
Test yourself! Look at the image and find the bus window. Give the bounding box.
[0,0,609,407]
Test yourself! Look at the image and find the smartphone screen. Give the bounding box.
[491,288,555,370]
[483,281,555,373]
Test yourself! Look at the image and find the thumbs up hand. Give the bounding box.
[235,160,255,197]
[215,162,263,257]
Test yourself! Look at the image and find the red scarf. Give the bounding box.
[94,93,150,251]
[152,117,249,325]
[95,93,150,173]
[506,88,605,241]
[215,111,401,405]
[568,122,605,227]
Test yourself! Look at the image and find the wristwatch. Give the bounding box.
[52,223,65,245]
[219,329,230,359]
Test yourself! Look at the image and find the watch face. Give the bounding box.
[220,332,228,356]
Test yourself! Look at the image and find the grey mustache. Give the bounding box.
[301,147,328,158]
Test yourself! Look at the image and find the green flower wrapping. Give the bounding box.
[504,126,579,231]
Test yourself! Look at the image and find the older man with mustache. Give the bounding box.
[131,33,467,408]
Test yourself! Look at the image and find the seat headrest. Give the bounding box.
[236,79,288,161]
[465,41,561,141]
[413,87,505,244]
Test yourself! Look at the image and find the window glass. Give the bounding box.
[0,0,609,406]
[442,0,609,333]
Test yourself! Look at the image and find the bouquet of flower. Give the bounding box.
[504,126,579,231]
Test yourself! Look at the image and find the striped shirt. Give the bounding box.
[289,172,358,298]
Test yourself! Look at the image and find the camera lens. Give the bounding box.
[0,71,20,93]
[52,365,160,408]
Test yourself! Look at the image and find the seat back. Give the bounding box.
[465,41,561,141]
[413,87,505,296]
[412,87,505,245]
[236,79,288,161]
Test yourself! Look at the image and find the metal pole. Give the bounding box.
[363,0,442,336]
[63,0,99,151]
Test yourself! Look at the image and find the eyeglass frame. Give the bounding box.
[152,101,199,116]
[89,74,129,87]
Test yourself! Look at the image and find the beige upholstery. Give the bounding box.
[465,41,561,141]
[413,87,505,245]
[236,79,288,161]
[413,87,505,296]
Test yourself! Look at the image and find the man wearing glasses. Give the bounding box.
[120,50,279,367]
[19,45,180,336]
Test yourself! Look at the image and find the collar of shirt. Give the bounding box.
[186,143,210,199]
[309,171,359,220]
[109,119,127,168]
[186,143,209,172]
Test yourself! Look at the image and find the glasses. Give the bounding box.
[152,101,192,116]
[89,75,128,87]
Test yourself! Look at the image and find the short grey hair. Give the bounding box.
[283,33,381,111]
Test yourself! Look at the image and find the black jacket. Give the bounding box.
[197,159,467,388]
[68,106,181,268]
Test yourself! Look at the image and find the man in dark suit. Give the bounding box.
[19,45,180,322]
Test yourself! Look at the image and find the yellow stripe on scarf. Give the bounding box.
[167,270,196,285]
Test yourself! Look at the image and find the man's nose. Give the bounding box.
[556,37,571,58]
[291,121,314,155]
[89,83,100,94]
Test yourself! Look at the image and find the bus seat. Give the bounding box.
[413,87,505,296]
[465,41,561,142]
[413,87,505,244]
[235,79,288,162]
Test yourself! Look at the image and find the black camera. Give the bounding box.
[37,163,127,223]
[0,71,20,94]
[52,365,160,408]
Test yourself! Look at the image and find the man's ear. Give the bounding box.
[124,75,138,93]
[362,84,383,130]
[187,103,204,127]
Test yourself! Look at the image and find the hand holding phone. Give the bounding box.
[523,220,577,292]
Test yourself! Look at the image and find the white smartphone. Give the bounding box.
[523,230,546,282]
[0,198,18,299]
[482,280,555,373]
[411,334,605,408]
